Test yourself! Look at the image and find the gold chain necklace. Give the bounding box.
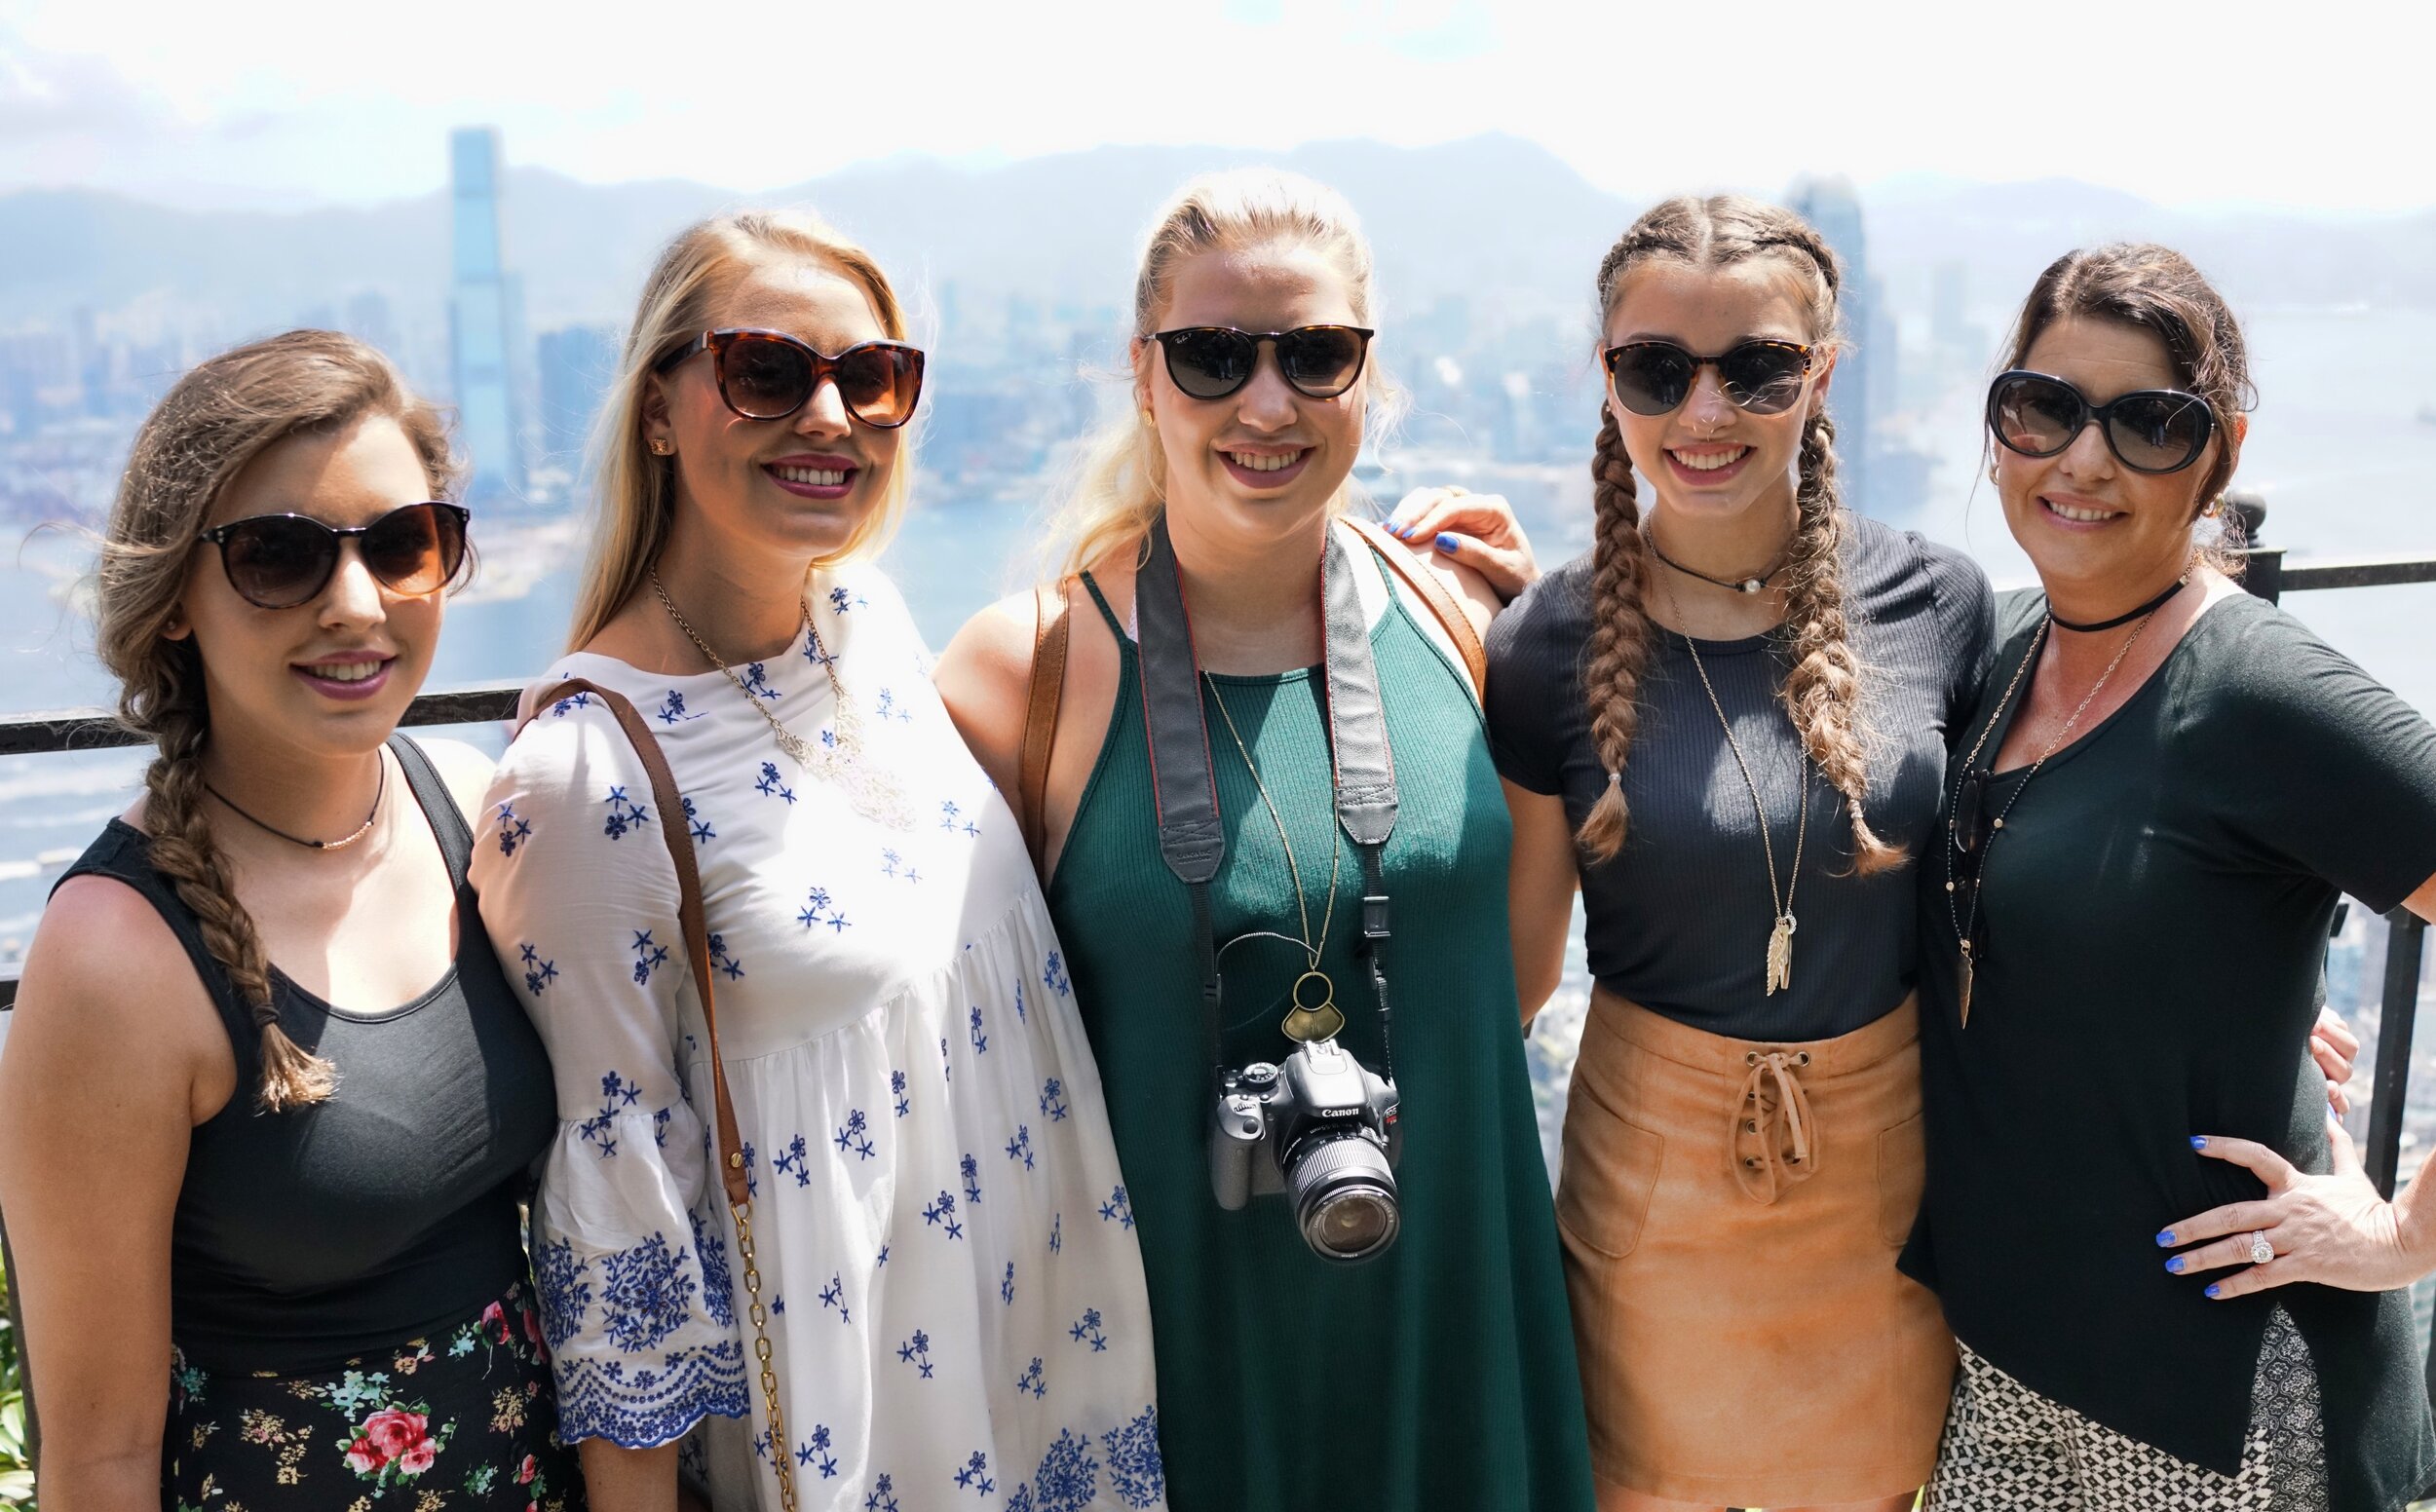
[650,568,912,830]
[1205,675,1346,1043]
[1944,580,2182,1024]
[1656,566,1808,996]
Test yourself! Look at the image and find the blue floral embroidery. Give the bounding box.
[655,690,703,725]
[800,1424,838,1479]
[774,1133,811,1187]
[1049,1213,1062,1255]
[536,1236,593,1348]
[829,586,865,615]
[1008,1492,1034,1512]
[874,687,914,724]
[579,1072,645,1159]
[879,848,921,884]
[599,1232,698,1351]
[1041,1078,1069,1121]
[893,1069,910,1118]
[941,1036,953,1084]
[494,801,532,856]
[962,1153,982,1205]
[1044,952,1073,997]
[937,800,979,838]
[553,1339,746,1448]
[1029,1428,1101,1512]
[550,690,595,717]
[1069,1308,1107,1351]
[875,1245,890,1267]
[602,784,652,842]
[653,1107,672,1148]
[517,942,558,997]
[755,1427,773,1462]
[863,1472,900,1512]
[1014,981,1027,1024]
[1099,1186,1135,1230]
[896,1330,934,1380]
[1014,1356,1046,1399]
[1103,1407,1165,1508]
[682,794,716,845]
[708,931,744,980]
[741,1140,759,1198]
[953,1451,995,1496]
[833,1110,875,1161]
[818,1271,850,1325]
[1006,1125,1036,1171]
[1001,1261,1015,1306]
[740,662,778,700]
[970,1003,988,1055]
[689,1212,734,1327]
[630,929,671,985]
[922,1190,962,1239]
[798,887,850,932]
[754,761,799,804]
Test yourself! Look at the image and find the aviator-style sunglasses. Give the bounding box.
[1986,369,2215,475]
[656,328,927,428]
[198,502,471,611]
[1147,325,1376,401]
[1602,339,1816,418]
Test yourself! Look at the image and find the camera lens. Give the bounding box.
[1287,1131,1401,1263]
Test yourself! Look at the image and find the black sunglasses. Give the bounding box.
[1986,369,2215,475]
[656,329,926,428]
[1147,325,1375,401]
[1602,339,1815,417]
[198,503,470,611]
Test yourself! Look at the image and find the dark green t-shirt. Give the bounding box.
[1900,587,2436,1510]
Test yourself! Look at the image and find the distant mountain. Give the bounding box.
[2,137,2428,340]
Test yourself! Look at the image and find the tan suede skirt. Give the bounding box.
[1556,988,1956,1507]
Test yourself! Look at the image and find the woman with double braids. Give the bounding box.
[1906,246,2436,1511]
[1484,195,1988,1512]
[0,331,579,1509]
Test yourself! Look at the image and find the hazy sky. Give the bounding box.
[2,0,2426,212]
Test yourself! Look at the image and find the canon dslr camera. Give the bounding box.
[1208,1036,1403,1263]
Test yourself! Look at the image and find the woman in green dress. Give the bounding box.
[936,168,1595,1512]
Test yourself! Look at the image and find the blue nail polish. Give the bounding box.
[2166,1257,2185,1273]
[2205,1283,2222,1298]
[1434,532,1459,553]
[2155,1229,2176,1246]
[1389,522,1408,537]
[2190,1136,2208,1150]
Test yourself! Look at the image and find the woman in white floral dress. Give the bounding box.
[473,210,1163,1512]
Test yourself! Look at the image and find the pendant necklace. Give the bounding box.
[1656,567,1808,996]
[206,753,386,850]
[1206,674,1347,1043]
[652,567,913,830]
[1944,575,2185,1024]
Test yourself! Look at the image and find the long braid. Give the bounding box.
[1778,412,1903,874]
[1574,405,1653,862]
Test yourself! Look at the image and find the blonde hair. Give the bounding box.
[1051,168,1391,577]
[569,209,915,651]
[1576,195,1902,877]
[100,329,460,1111]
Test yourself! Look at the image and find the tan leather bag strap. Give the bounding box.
[1018,577,1075,878]
[1344,517,1487,699]
[521,679,749,1210]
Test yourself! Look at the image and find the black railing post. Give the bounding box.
[2368,911,2426,1200]
[2230,491,2285,604]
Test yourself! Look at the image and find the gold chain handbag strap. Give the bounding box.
[521,679,797,1512]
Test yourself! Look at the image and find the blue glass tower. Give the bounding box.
[1786,175,1883,514]
[449,128,523,505]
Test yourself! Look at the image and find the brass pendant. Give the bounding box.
[1958,942,1975,1028]
[1764,915,1797,997]
[1282,969,1347,1043]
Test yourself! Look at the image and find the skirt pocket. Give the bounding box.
[1876,1110,1927,1247]
[1556,1071,1667,1261]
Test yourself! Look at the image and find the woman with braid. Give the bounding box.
[0,332,579,1509]
[1485,195,1991,1511]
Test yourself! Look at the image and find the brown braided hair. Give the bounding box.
[96,329,459,1111]
[1576,195,1902,876]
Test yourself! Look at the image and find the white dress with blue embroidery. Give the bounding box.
[472,566,1164,1512]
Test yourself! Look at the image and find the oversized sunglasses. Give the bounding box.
[1986,370,2215,475]
[1602,339,1815,417]
[198,502,470,611]
[1147,325,1375,400]
[656,329,926,428]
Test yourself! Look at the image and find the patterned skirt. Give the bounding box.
[164,1280,586,1511]
[1924,1304,2328,1511]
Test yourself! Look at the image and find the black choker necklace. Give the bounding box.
[1647,531,1786,596]
[206,755,386,850]
[2050,574,2189,633]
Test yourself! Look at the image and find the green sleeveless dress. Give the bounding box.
[1047,561,1596,1512]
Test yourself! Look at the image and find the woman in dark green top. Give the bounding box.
[939,169,1595,1512]
[1905,245,2436,1512]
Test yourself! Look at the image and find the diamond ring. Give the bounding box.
[2248,1230,2275,1266]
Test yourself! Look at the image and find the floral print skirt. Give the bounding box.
[165,1280,586,1511]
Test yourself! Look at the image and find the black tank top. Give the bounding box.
[59,737,556,1375]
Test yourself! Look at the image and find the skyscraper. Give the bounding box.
[1786,175,1882,513]
[537,322,621,470]
[449,127,523,505]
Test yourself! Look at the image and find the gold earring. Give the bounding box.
[1140,407,1155,427]
[2203,497,2225,518]
[648,437,673,456]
